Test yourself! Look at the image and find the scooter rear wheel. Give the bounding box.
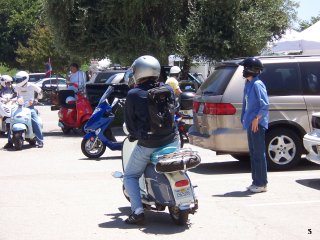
[169,207,189,226]
[61,127,71,134]
[81,138,106,158]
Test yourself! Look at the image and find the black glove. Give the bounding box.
[128,135,137,142]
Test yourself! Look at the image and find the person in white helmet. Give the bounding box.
[14,71,44,148]
[0,75,17,149]
[165,66,182,96]
[0,75,16,97]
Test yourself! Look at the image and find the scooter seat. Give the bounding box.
[154,149,201,173]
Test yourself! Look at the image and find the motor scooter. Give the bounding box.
[55,90,93,134]
[0,93,16,134]
[113,137,200,225]
[10,98,43,150]
[81,85,128,158]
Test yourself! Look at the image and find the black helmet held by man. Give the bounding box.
[239,57,263,78]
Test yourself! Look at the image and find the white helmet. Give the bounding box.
[66,96,76,104]
[131,55,160,84]
[0,75,13,87]
[169,66,181,75]
[15,71,29,87]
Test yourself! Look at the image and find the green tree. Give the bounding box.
[16,24,78,74]
[297,13,320,31]
[0,0,43,67]
[44,0,298,68]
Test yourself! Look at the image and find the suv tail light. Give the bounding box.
[193,101,236,115]
[193,101,200,113]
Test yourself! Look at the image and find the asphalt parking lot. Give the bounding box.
[0,106,320,240]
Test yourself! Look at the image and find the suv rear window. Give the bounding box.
[260,63,301,96]
[198,66,237,95]
[300,62,320,95]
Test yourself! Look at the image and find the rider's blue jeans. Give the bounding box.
[123,139,180,213]
[247,125,268,187]
[29,106,43,144]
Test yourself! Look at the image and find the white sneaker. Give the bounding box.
[249,185,267,193]
[246,184,254,190]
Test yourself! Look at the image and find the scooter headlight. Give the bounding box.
[95,128,101,135]
[93,107,101,115]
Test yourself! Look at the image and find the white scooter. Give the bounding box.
[0,93,16,134]
[10,97,43,150]
[113,136,201,225]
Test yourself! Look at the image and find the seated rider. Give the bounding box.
[14,71,44,148]
[67,63,86,93]
[0,75,16,149]
[123,55,180,224]
[165,66,183,97]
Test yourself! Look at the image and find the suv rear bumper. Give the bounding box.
[188,125,249,154]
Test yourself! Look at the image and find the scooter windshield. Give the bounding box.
[98,86,114,105]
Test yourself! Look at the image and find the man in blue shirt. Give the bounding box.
[240,57,269,193]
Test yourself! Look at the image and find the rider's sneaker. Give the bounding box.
[124,212,145,224]
[248,185,267,193]
[36,142,44,148]
[3,142,13,149]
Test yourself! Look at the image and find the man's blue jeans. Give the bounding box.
[247,126,268,187]
[123,139,180,213]
[29,107,43,144]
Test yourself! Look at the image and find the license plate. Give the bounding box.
[181,110,193,117]
[175,188,192,199]
[198,103,204,113]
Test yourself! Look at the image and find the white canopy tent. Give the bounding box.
[271,20,320,54]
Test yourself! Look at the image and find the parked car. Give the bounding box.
[189,55,320,170]
[179,72,205,92]
[29,73,46,83]
[303,112,320,165]
[35,77,67,91]
[85,70,128,107]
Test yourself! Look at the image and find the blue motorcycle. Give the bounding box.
[81,85,127,158]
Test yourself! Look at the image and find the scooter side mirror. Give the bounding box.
[111,97,119,108]
[112,171,123,178]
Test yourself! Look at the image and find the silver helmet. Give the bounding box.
[131,55,160,84]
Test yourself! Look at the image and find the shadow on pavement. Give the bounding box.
[296,178,320,190]
[78,156,122,161]
[99,207,190,233]
[43,131,82,137]
[213,190,254,198]
[190,161,251,175]
[1,143,38,151]
[191,157,320,175]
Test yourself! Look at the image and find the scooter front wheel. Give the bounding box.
[13,132,24,151]
[169,207,189,226]
[81,137,106,158]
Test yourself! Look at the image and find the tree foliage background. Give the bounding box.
[0,0,77,73]
[0,0,42,67]
[0,0,307,74]
[45,0,298,68]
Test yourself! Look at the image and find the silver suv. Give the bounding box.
[189,55,320,170]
